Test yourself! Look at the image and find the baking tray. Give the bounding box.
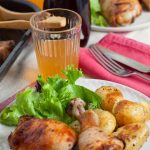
[0,0,40,80]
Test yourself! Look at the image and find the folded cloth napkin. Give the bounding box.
[79,33,150,97]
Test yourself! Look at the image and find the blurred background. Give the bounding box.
[27,0,44,9]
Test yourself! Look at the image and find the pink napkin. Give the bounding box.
[79,33,150,97]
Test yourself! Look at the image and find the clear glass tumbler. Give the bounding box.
[30,9,81,79]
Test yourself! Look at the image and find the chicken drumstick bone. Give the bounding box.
[67,98,124,150]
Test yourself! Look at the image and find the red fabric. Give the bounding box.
[79,33,150,97]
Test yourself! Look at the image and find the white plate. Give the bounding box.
[91,11,150,32]
[0,79,150,150]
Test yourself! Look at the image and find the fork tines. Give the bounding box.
[89,44,126,76]
[89,44,150,81]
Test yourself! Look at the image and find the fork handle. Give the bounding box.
[135,72,150,82]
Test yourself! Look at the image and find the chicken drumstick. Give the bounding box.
[67,98,124,150]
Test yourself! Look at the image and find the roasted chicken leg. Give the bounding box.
[8,116,77,150]
[67,98,124,150]
[112,123,149,150]
[99,0,142,26]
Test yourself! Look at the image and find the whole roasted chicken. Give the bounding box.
[99,0,142,26]
[8,116,77,150]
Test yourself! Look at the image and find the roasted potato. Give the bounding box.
[112,123,149,150]
[94,109,116,134]
[96,86,123,112]
[113,100,149,126]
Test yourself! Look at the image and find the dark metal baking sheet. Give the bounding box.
[0,0,40,80]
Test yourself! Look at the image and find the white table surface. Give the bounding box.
[1,28,150,103]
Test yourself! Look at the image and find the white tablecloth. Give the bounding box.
[1,28,150,102]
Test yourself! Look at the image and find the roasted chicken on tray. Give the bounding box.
[99,0,142,26]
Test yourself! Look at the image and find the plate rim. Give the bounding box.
[91,22,150,32]
[77,78,150,100]
[91,11,150,32]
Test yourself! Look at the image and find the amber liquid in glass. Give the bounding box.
[34,39,79,79]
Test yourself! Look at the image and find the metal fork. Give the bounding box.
[89,44,150,82]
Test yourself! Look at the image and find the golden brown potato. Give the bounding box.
[113,100,149,126]
[96,86,123,112]
[112,123,149,150]
[94,109,116,134]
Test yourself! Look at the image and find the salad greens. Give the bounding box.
[90,0,108,27]
[0,66,101,126]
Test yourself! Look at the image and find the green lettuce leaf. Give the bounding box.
[90,0,101,12]
[0,66,101,126]
[90,0,108,26]
[0,105,21,126]
[59,84,101,109]
[63,65,83,84]
[16,88,41,118]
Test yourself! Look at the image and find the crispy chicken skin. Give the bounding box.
[8,116,77,150]
[99,0,142,26]
[112,123,149,150]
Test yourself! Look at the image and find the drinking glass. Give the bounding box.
[30,9,81,79]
